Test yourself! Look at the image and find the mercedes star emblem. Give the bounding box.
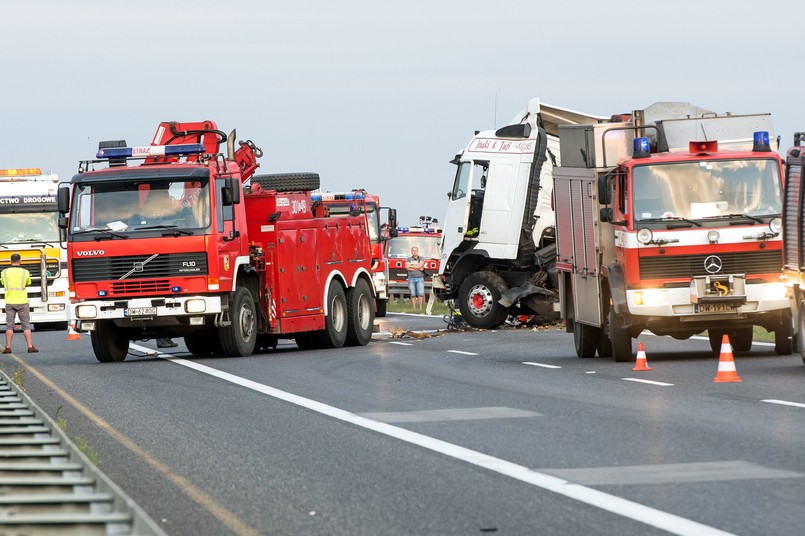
[703,255,723,274]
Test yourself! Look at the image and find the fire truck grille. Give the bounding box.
[639,250,783,280]
[18,261,61,280]
[72,253,208,283]
[111,280,172,294]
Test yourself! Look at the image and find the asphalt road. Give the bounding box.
[2,314,804,536]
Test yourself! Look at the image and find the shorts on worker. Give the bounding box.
[408,276,425,298]
[5,303,32,331]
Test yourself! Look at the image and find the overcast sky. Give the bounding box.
[2,1,800,226]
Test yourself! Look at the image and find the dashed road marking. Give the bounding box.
[447,350,478,356]
[359,406,540,423]
[388,341,413,346]
[762,399,805,409]
[622,378,673,387]
[523,362,561,369]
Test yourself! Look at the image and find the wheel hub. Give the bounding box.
[467,284,493,317]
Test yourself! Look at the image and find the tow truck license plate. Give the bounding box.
[125,307,157,317]
[695,303,737,314]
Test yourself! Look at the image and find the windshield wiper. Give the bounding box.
[639,216,702,228]
[71,228,129,240]
[704,213,765,225]
[134,224,194,236]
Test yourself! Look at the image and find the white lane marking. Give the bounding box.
[360,406,540,423]
[156,353,733,536]
[622,378,674,387]
[388,341,413,346]
[523,362,561,369]
[447,350,478,356]
[762,399,805,409]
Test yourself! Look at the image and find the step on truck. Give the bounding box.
[58,121,375,362]
[554,103,791,361]
[437,98,607,328]
[0,167,70,331]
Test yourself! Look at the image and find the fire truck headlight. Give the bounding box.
[707,230,720,243]
[770,217,782,235]
[76,305,97,319]
[185,299,206,314]
[767,282,788,300]
[637,228,653,244]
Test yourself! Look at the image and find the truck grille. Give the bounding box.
[639,250,782,280]
[72,253,208,282]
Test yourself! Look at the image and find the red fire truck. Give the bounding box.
[310,191,395,317]
[554,104,791,361]
[386,220,442,299]
[57,121,375,362]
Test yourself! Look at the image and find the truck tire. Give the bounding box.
[317,280,348,348]
[708,330,724,355]
[609,307,632,362]
[458,271,509,329]
[573,321,599,358]
[185,330,222,356]
[775,310,793,356]
[219,287,257,357]
[346,279,375,346]
[731,328,753,352]
[90,320,129,363]
[252,173,320,192]
[375,298,387,318]
[799,301,805,364]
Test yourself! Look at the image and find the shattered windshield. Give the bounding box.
[70,178,211,236]
[632,158,781,222]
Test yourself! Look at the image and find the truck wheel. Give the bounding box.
[775,310,793,356]
[731,328,753,352]
[185,330,221,356]
[708,330,725,355]
[252,173,320,192]
[346,279,375,346]
[609,307,632,362]
[597,331,613,358]
[375,298,387,318]
[90,321,129,363]
[317,280,348,348]
[458,271,509,329]
[573,321,599,358]
[219,287,257,357]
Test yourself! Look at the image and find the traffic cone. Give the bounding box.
[632,341,652,371]
[66,322,81,341]
[713,334,741,383]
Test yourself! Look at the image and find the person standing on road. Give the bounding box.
[406,246,426,311]
[1,253,38,353]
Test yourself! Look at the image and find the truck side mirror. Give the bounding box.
[222,178,241,206]
[600,207,613,223]
[57,186,70,213]
[598,174,612,205]
[388,208,398,238]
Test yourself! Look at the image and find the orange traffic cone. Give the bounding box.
[632,341,652,371]
[66,322,81,341]
[713,334,741,383]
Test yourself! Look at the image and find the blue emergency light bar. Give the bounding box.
[311,192,365,202]
[633,137,651,158]
[96,143,206,159]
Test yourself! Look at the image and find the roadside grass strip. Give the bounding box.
[163,354,735,536]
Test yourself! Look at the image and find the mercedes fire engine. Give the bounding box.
[554,104,790,362]
[0,168,69,330]
[386,221,442,298]
[58,121,375,362]
[310,190,396,317]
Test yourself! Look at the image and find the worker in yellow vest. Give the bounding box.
[1,253,38,353]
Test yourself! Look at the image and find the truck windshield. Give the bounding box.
[387,235,441,258]
[69,179,211,236]
[324,202,380,243]
[631,158,781,222]
[0,212,59,244]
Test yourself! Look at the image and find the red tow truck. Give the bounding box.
[58,120,375,362]
[310,190,396,317]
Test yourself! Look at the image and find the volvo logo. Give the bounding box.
[703,255,723,274]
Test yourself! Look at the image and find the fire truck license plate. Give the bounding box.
[125,307,157,317]
[695,303,737,314]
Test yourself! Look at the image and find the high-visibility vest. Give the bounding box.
[1,266,31,305]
